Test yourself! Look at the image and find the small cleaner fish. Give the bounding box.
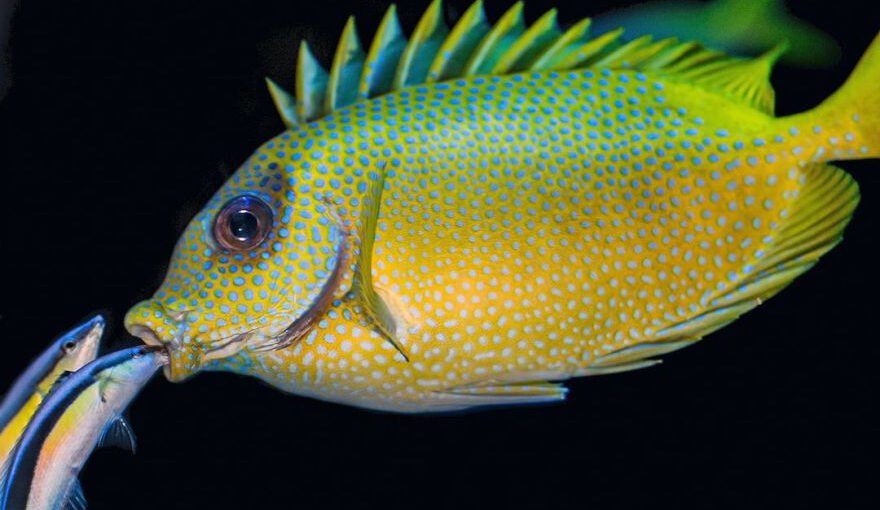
[0,316,103,467]
[125,0,879,412]
[0,346,166,510]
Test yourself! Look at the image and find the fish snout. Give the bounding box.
[124,300,200,382]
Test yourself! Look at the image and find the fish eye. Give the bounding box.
[62,341,77,353]
[213,195,274,251]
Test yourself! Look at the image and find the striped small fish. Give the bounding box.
[0,316,103,467]
[0,346,165,510]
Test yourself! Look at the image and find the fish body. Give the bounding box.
[125,1,880,412]
[0,346,165,510]
[0,316,103,465]
[591,0,840,67]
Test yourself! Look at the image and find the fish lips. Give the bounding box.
[126,323,192,382]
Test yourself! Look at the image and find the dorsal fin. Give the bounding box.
[265,77,297,128]
[529,16,592,71]
[295,41,329,122]
[491,8,561,73]
[325,17,366,112]
[359,5,407,98]
[266,1,785,125]
[670,43,787,114]
[462,1,526,75]
[426,0,489,82]
[393,0,450,88]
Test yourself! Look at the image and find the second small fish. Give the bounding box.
[0,316,104,468]
[0,345,166,510]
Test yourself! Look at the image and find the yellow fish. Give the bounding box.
[125,1,879,412]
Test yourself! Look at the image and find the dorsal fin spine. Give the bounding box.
[359,5,407,98]
[530,16,592,71]
[265,77,298,127]
[492,8,561,73]
[295,41,329,122]
[591,34,654,67]
[462,1,525,76]
[426,0,489,82]
[554,27,624,69]
[622,37,682,67]
[266,1,785,125]
[642,40,700,70]
[393,0,450,88]
[325,17,366,112]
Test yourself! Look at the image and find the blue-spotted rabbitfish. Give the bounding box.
[0,346,165,510]
[125,0,879,412]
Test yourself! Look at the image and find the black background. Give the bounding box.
[1,1,878,508]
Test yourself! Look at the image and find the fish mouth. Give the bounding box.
[127,324,188,381]
[128,324,163,347]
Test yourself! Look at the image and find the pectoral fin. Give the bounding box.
[352,171,410,362]
[97,416,136,453]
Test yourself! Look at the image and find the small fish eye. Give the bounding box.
[62,341,77,353]
[213,195,273,251]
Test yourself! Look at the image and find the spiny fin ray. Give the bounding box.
[265,78,297,128]
[267,1,786,125]
[359,5,408,98]
[393,0,450,88]
[295,41,329,122]
[491,8,561,73]
[430,380,567,410]
[325,17,366,112]
[463,1,525,75]
[530,17,592,71]
[426,0,489,82]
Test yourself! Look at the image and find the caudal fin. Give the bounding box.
[807,32,880,161]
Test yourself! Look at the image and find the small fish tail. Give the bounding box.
[804,32,880,161]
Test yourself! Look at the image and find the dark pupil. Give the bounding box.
[229,210,259,240]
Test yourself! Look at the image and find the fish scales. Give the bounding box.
[125,1,880,412]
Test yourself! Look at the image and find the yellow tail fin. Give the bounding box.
[808,32,880,161]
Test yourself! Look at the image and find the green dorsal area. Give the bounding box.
[266,0,786,126]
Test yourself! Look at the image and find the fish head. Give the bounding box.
[125,131,352,382]
[95,345,170,398]
[51,314,104,376]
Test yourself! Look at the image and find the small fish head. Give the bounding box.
[53,314,104,373]
[125,133,352,382]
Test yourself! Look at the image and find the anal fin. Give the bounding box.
[575,359,662,377]
[433,380,567,410]
[591,339,703,368]
[97,416,136,453]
